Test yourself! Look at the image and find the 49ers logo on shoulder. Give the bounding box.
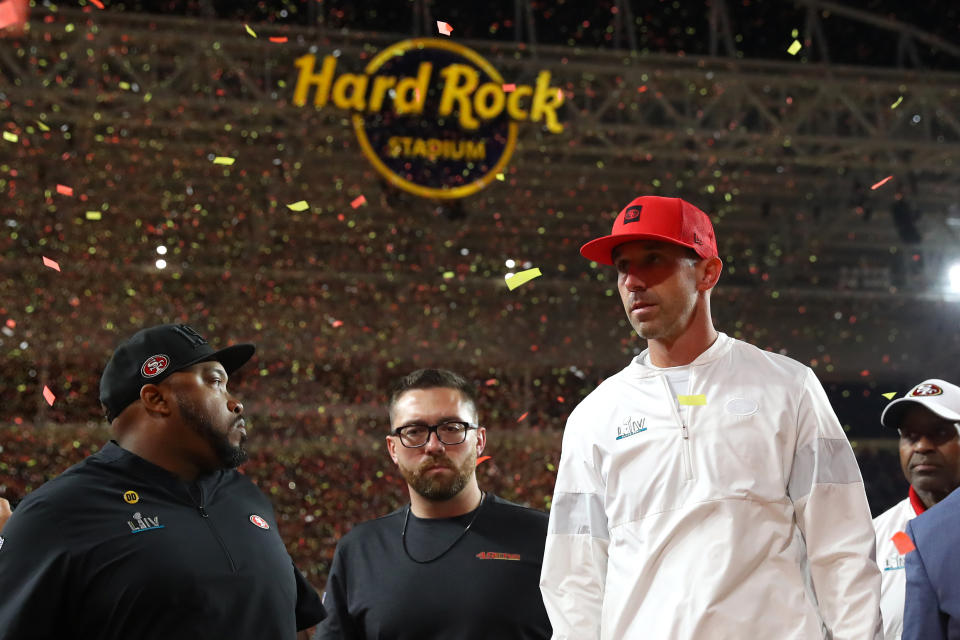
[141,354,170,378]
[910,383,943,397]
[249,514,270,530]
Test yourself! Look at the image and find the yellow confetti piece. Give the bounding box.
[244,24,257,38]
[496,173,505,181]
[882,392,897,400]
[213,156,235,165]
[36,121,50,132]
[891,96,903,109]
[442,271,455,279]
[505,268,542,291]
[286,200,309,211]
[85,211,102,220]
[2,132,17,142]
[678,395,707,406]
[787,40,802,56]
[118,81,131,90]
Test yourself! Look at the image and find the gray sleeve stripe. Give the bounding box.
[548,491,609,540]
[788,437,862,500]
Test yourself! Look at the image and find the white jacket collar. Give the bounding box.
[627,332,732,378]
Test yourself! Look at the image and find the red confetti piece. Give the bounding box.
[42,386,55,406]
[476,456,491,466]
[56,184,74,196]
[331,320,343,328]
[557,396,565,403]
[5,319,15,328]
[89,0,104,8]
[484,378,497,386]
[42,256,61,272]
[436,20,453,36]
[502,83,516,92]
[871,176,894,190]
[350,195,366,209]
[891,531,916,555]
[268,36,288,43]
[516,411,528,423]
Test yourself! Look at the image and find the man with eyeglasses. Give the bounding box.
[871,379,960,639]
[313,368,551,640]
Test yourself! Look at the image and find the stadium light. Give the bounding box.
[949,262,960,293]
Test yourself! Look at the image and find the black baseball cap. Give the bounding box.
[99,323,255,422]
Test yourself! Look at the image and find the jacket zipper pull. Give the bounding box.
[199,505,208,518]
[681,424,689,439]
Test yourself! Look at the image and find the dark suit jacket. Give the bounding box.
[904,486,960,640]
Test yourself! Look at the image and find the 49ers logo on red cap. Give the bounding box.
[910,383,943,397]
[623,206,643,224]
[249,514,270,530]
[141,354,170,378]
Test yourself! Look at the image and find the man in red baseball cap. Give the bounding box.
[541,196,881,639]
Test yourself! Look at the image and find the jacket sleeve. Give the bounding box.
[787,368,883,640]
[0,498,68,639]
[540,413,609,640]
[293,561,326,631]
[902,521,947,640]
[312,540,361,640]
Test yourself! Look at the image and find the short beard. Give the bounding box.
[400,449,477,501]
[177,397,248,469]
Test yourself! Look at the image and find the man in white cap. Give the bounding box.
[540,195,882,639]
[873,379,960,640]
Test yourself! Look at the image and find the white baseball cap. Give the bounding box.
[881,379,960,429]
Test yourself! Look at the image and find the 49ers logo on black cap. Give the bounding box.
[910,383,943,397]
[141,354,170,378]
[623,206,643,224]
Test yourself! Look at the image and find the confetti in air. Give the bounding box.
[891,96,903,109]
[882,392,897,400]
[2,131,18,142]
[787,40,802,56]
[350,195,366,209]
[496,173,505,181]
[212,156,236,165]
[35,121,49,131]
[89,0,104,8]
[268,36,288,43]
[56,184,74,196]
[871,176,894,190]
[476,456,492,466]
[42,386,56,406]
[516,411,529,423]
[891,531,915,555]
[42,256,61,271]
[502,84,516,92]
[505,268,542,291]
[244,24,257,38]
[85,211,102,220]
[436,20,453,36]
[286,200,309,211]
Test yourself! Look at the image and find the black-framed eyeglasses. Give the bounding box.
[391,421,478,448]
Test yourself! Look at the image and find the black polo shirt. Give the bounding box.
[0,441,324,639]
[315,494,552,639]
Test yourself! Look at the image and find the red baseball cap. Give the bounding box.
[580,196,719,265]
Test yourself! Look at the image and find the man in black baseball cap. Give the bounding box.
[0,323,324,640]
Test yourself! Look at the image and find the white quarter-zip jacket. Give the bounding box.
[540,333,882,639]
[874,495,920,640]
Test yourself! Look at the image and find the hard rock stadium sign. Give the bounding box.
[292,38,565,199]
